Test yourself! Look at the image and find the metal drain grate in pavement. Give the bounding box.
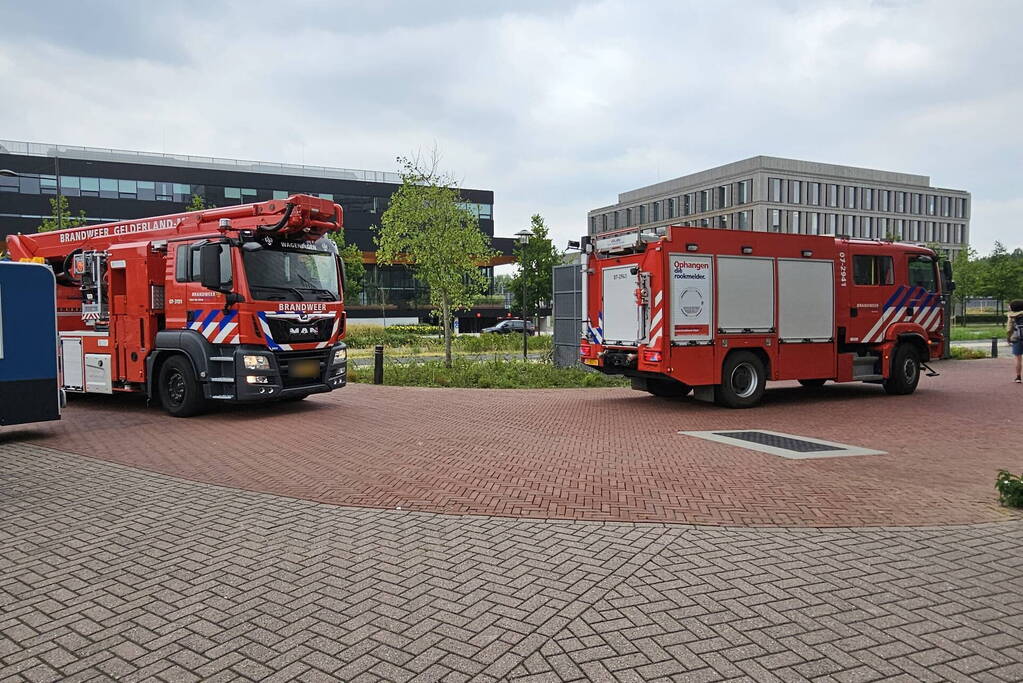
[679,430,886,460]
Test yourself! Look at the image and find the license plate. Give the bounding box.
[583,358,599,366]
[290,359,320,378]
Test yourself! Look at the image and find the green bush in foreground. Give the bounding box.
[949,346,988,360]
[349,359,629,389]
[995,470,1023,508]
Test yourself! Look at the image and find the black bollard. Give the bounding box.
[991,338,998,359]
[374,345,384,384]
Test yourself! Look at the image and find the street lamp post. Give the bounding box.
[515,229,531,361]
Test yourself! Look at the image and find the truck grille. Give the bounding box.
[264,317,334,344]
[276,349,328,388]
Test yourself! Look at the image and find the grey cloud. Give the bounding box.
[0,0,1019,252]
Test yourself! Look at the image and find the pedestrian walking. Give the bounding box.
[1008,299,1023,383]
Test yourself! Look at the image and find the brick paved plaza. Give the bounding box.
[2,444,1021,682]
[12,357,1023,527]
[2,357,1022,681]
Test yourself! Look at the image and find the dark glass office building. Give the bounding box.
[0,140,515,326]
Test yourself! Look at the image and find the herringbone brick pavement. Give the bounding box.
[7,358,1023,526]
[2,444,1021,682]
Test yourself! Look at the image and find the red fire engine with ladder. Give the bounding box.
[6,194,349,416]
[579,226,953,408]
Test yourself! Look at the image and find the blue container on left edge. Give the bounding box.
[0,261,61,426]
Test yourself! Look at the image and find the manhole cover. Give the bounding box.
[679,430,885,460]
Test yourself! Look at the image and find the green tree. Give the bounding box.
[38,195,87,232]
[979,242,1020,314]
[376,152,497,368]
[950,247,984,324]
[327,232,366,302]
[510,214,562,323]
[185,193,214,211]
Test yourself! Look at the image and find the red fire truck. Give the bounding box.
[579,226,952,408]
[6,194,349,416]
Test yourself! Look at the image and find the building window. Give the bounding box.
[625,208,632,226]
[809,212,819,235]
[700,218,709,227]
[912,193,921,214]
[737,210,750,230]
[809,182,820,205]
[790,211,800,234]
[736,180,750,205]
[878,217,887,239]
[927,195,936,215]
[770,209,781,232]
[683,194,692,216]
[863,188,873,211]
[845,186,857,209]
[652,201,660,222]
[894,219,904,240]
[844,215,854,235]
[699,190,708,212]
[827,184,838,207]
[790,180,801,204]
[862,216,872,238]
[719,214,729,229]
[718,185,730,209]
[638,205,646,224]
[941,196,950,217]
[879,190,889,212]
[668,197,677,219]
[769,178,782,202]
[896,191,906,213]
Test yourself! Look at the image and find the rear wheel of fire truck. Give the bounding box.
[715,351,766,409]
[646,378,692,398]
[158,355,207,417]
[883,344,920,396]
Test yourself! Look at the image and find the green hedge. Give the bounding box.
[349,359,628,389]
[957,314,1007,325]
[345,324,441,348]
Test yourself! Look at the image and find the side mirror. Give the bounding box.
[199,243,229,291]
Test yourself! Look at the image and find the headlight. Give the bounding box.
[332,347,347,364]
[244,355,271,370]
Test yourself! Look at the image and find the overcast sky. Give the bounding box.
[1,0,1019,255]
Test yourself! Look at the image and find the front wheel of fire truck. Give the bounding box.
[158,355,207,418]
[715,351,767,409]
[883,344,921,396]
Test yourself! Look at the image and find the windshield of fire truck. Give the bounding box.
[242,247,340,302]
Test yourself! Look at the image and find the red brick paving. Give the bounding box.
[4,358,1022,527]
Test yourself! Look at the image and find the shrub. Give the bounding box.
[345,324,442,348]
[949,346,988,360]
[995,470,1023,508]
[349,358,629,389]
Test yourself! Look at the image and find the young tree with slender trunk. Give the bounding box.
[376,152,496,368]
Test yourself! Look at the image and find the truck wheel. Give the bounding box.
[646,378,692,398]
[715,351,766,408]
[158,355,207,417]
[883,344,920,396]
[798,379,827,387]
